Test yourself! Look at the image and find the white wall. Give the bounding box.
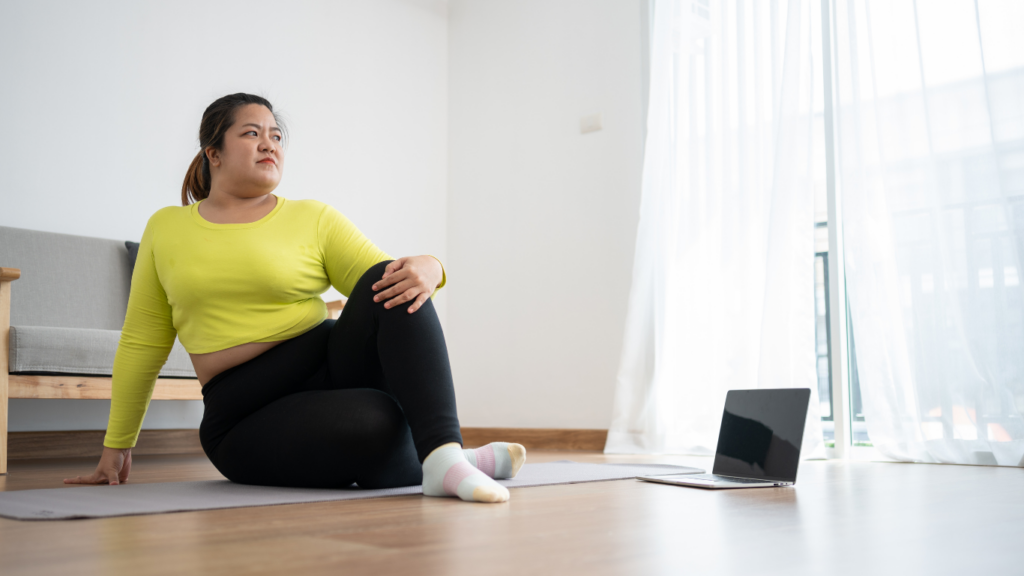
[1,0,449,432]
[447,0,645,428]
[3,0,646,435]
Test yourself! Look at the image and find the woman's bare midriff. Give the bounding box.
[190,340,286,387]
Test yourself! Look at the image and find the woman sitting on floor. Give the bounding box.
[65,93,525,503]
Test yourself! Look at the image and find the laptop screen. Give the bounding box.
[711,388,811,482]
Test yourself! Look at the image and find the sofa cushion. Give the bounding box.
[0,226,132,330]
[9,325,197,379]
[125,241,140,273]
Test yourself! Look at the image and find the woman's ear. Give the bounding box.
[206,147,221,168]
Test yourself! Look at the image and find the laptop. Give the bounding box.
[637,388,811,489]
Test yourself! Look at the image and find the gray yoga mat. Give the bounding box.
[0,461,702,521]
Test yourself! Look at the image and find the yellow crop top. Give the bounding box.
[103,195,446,449]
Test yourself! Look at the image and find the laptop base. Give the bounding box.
[637,473,792,489]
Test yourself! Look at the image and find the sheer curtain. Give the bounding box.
[834,0,1024,466]
[606,0,825,457]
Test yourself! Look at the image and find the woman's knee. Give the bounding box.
[350,260,433,316]
[365,259,394,278]
[358,260,394,291]
[347,260,394,303]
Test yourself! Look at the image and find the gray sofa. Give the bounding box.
[1,225,196,377]
[0,225,199,474]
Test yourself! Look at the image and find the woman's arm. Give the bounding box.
[66,213,176,485]
[317,204,446,313]
[104,214,178,449]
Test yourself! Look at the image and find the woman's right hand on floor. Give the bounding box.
[63,446,132,486]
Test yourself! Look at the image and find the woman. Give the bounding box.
[64,93,524,503]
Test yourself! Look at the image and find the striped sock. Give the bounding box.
[422,443,510,503]
[463,442,526,479]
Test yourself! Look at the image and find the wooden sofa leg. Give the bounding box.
[1,267,22,475]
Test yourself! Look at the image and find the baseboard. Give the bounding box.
[8,429,205,460]
[460,428,608,451]
[8,427,609,461]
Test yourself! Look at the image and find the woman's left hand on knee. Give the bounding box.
[371,256,443,313]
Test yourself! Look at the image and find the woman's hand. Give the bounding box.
[372,255,444,314]
[63,447,132,486]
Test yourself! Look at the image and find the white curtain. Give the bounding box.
[834,0,1024,466]
[606,0,825,458]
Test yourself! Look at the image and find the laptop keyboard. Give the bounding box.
[688,474,772,484]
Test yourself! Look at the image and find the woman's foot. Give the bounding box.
[463,442,526,479]
[422,443,510,503]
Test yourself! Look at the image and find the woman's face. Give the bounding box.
[206,103,285,197]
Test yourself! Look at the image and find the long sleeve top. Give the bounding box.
[103,196,446,449]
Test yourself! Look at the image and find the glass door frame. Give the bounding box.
[820,0,889,461]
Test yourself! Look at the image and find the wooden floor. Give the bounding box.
[1,451,1022,575]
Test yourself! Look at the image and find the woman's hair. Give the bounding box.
[181,93,288,206]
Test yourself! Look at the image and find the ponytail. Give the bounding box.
[181,93,287,206]
[181,150,210,206]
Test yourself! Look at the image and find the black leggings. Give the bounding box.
[198,260,463,489]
